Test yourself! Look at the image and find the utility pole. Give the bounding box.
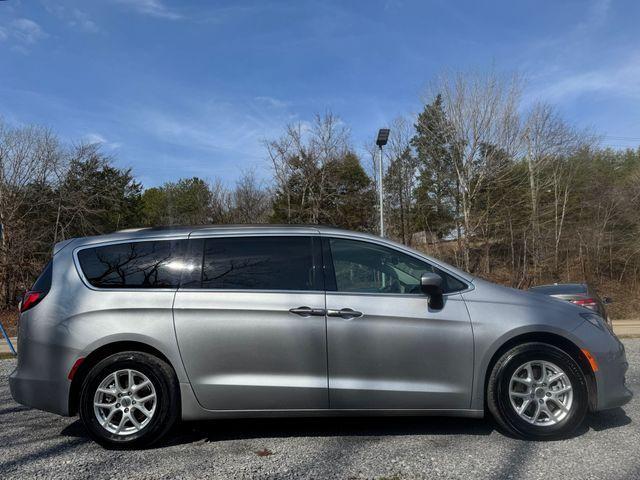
[376,128,390,237]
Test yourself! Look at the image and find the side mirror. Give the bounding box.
[421,272,444,309]
[603,296,613,305]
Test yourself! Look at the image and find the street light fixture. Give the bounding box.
[376,128,390,237]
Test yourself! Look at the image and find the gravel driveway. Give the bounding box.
[1,340,638,480]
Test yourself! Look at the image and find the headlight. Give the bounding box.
[580,312,611,332]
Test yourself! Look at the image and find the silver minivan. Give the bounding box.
[9,225,632,448]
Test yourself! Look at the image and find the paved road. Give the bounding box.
[1,340,638,480]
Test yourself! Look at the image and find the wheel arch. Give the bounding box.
[68,341,178,416]
[483,332,597,412]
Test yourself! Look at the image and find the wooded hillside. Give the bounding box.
[2,70,639,318]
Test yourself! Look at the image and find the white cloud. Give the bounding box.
[43,4,99,33]
[113,0,183,20]
[71,9,99,33]
[254,96,290,109]
[520,0,640,107]
[84,132,107,144]
[531,56,640,103]
[84,132,122,150]
[0,18,47,53]
[10,18,47,45]
[68,9,100,33]
[131,96,295,168]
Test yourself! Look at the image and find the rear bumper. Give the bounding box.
[9,369,71,416]
[8,332,76,417]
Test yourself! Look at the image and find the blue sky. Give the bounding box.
[1,0,639,187]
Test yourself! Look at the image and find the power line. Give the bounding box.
[603,135,640,141]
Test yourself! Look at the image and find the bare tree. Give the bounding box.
[267,112,353,224]
[209,178,233,224]
[265,124,299,222]
[232,170,271,223]
[429,69,522,270]
[520,102,592,279]
[0,121,62,305]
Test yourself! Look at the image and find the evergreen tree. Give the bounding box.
[57,145,143,237]
[328,152,376,231]
[271,151,375,231]
[411,94,458,238]
[384,146,418,244]
[141,177,213,226]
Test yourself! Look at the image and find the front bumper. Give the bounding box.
[572,321,633,411]
[593,346,633,411]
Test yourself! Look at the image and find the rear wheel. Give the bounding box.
[79,351,179,449]
[487,342,588,439]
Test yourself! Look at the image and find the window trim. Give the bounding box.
[184,234,324,293]
[322,235,472,297]
[73,236,190,292]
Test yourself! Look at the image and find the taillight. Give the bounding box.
[20,291,45,313]
[571,298,598,310]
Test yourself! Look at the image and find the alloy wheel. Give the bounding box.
[508,360,573,426]
[93,369,157,436]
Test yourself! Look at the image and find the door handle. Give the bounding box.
[327,308,363,319]
[289,306,326,317]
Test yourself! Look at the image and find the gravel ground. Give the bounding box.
[0,340,638,480]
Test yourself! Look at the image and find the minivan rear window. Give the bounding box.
[200,236,320,291]
[32,260,53,293]
[77,240,187,289]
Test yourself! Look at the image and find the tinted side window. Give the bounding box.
[328,238,466,294]
[32,260,53,293]
[77,240,187,289]
[201,236,319,291]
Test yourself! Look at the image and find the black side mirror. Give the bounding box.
[421,272,444,310]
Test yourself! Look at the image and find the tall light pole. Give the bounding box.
[376,128,390,237]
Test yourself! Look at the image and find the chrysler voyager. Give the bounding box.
[9,225,632,447]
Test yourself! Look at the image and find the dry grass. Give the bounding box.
[591,278,640,320]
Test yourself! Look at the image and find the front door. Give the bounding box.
[324,236,474,410]
[173,235,328,411]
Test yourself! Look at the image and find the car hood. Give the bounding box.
[465,277,586,316]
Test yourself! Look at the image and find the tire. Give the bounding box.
[79,351,179,449]
[487,342,588,440]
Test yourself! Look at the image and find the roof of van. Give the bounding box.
[69,224,369,244]
[116,224,332,233]
[113,224,344,237]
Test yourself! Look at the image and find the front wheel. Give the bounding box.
[487,342,588,439]
[79,351,179,449]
